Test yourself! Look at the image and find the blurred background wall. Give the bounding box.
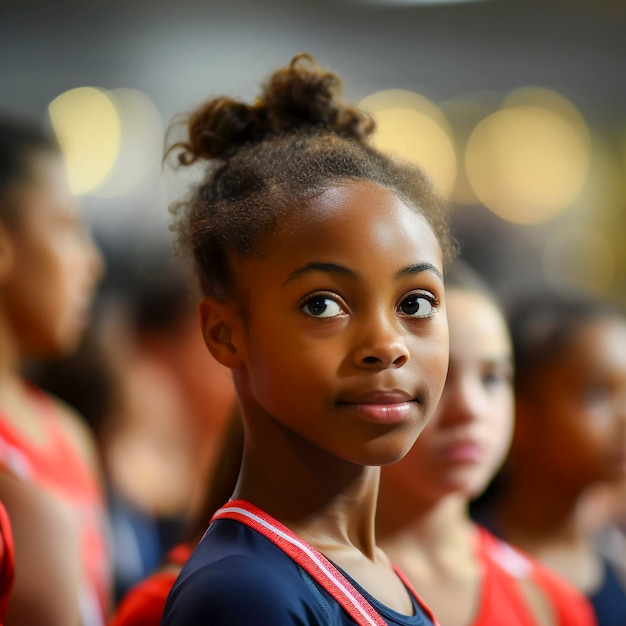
[1,0,625,304]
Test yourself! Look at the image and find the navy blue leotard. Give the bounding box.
[161,518,434,626]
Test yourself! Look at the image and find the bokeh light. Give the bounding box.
[502,87,591,149]
[48,87,121,195]
[542,224,615,296]
[465,89,591,224]
[360,89,457,197]
[439,97,493,205]
[92,88,163,198]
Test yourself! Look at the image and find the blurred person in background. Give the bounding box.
[472,291,626,626]
[107,406,243,626]
[33,255,237,603]
[377,261,596,626]
[0,114,108,625]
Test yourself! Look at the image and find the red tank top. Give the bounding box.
[475,526,597,626]
[0,500,15,625]
[108,543,193,626]
[0,385,110,625]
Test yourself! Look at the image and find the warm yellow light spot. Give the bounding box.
[542,224,615,296]
[439,97,493,205]
[503,87,591,148]
[92,89,163,198]
[465,104,590,224]
[48,87,121,195]
[360,90,457,197]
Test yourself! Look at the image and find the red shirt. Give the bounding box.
[108,544,192,626]
[0,385,110,624]
[475,526,597,626]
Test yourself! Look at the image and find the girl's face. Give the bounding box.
[521,316,626,485]
[1,153,103,357]
[384,289,514,501]
[225,179,449,467]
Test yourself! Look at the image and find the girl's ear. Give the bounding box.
[198,297,245,369]
[0,223,15,285]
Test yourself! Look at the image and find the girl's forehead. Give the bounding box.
[307,179,413,215]
[233,180,443,290]
[447,290,511,354]
[282,180,436,244]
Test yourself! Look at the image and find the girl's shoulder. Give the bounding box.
[0,469,82,626]
[163,519,436,626]
[588,527,626,624]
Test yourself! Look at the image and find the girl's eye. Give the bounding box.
[482,371,509,390]
[482,364,513,390]
[302,296,344,318]
[482,372,499,388]
[398,293,434,318]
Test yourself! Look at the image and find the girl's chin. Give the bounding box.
[435,472,490,499]
[363,446,419,468]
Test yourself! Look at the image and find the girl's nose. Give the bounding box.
[359,351,409,369]
[351,315,410,370]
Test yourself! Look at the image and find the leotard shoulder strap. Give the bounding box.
[212,499,438,626]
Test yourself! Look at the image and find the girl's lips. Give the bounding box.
[438,440,485,463]
[338,390,417,424]
[343,390,414,404]
[346,402,415,424]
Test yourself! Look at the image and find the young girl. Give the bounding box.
[161,54,453,625]
[377,262,597,626]
[0,115,109,625]
[474,291,626,626]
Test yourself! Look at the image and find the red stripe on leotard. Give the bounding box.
[213,499,439,626]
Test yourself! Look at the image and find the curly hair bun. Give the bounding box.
[260,53,375,140]
[171,53,375,166]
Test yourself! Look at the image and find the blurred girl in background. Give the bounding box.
[474,291,626,626]
[107,407,243,626]
[0,115,109,626]
[377,262,597,626]
[32,256,237,603]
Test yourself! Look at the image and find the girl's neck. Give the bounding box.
[0,314,21,380]
[377,474,474,561]
[494,464,587,549]
[494,465,606,593]
[377,476,484,626]
[233,427,380,559]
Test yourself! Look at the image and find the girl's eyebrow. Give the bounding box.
[283,261,443,286]
[396,263,443,281]
[283,262,355,286]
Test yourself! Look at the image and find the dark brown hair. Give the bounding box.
[0,113,60,222]
[167,54,455,299]
[508,291,625,392]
